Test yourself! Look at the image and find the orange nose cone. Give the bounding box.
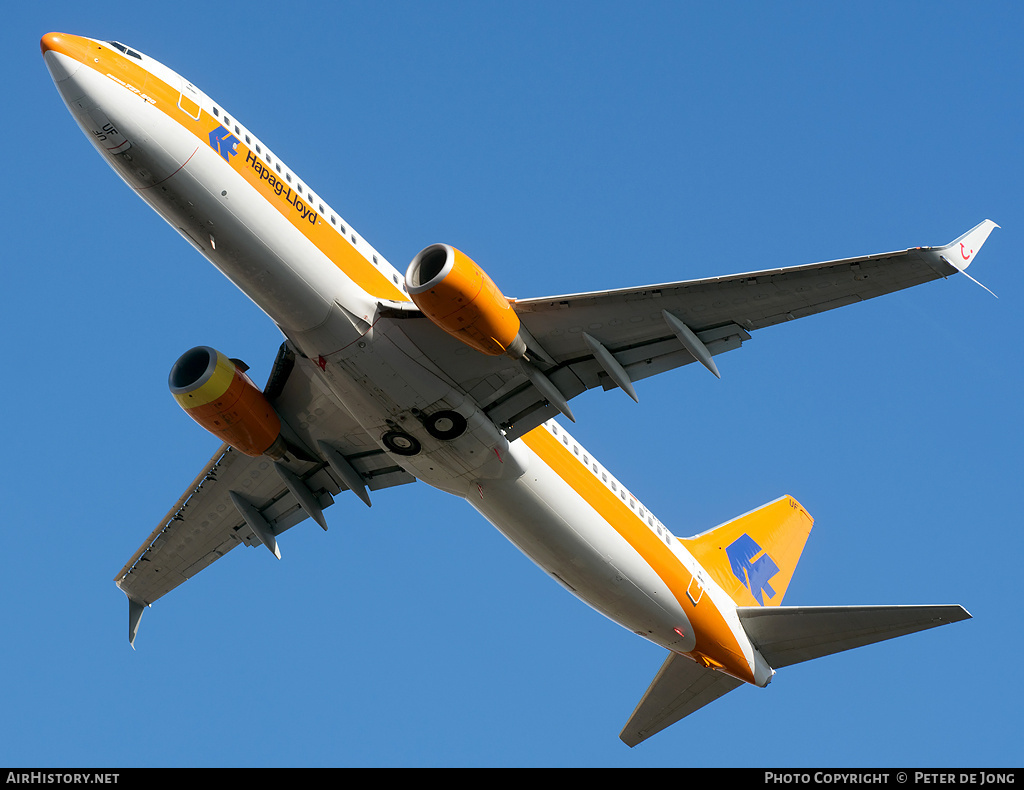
[40,32,65,56]
[40,32,93,60]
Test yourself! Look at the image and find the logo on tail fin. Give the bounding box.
[726,534,779,605]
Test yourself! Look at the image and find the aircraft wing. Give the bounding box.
[619,652,743,747]
[393,221,997,441]
[113,343,415,645]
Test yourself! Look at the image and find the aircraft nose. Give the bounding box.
[40,31,66,56]
[40,32,86,83]
[40,31,95,61]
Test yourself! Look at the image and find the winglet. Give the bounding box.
[128,597,146,649]
[938,219,999,297]
[940,219,999,272]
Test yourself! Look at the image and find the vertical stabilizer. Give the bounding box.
[680,496,813,607]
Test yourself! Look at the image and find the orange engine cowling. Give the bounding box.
[169,346,283,457]
[406,244,526,358]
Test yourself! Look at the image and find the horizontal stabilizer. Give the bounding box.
[619,652,742,747]
[737,604,971,669]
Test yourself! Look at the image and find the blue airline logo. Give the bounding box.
[208,126,239,162]
[726,534,779,605]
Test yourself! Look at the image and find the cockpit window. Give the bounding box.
[106,41,142,60]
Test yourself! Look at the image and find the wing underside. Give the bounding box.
[394,221,996,441]
[113,344,415,643]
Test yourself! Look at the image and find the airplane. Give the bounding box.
[41,31,994,747]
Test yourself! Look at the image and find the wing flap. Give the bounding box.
[736,604,971,669]
[620,652,743,747]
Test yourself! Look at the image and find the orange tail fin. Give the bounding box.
[680,496,813,607]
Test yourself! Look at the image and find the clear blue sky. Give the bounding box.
[5,1,1021,768]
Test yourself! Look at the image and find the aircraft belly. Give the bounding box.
[310,322,529,496]
[470,446,696,653]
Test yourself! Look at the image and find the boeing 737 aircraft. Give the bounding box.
[42,32,993,746]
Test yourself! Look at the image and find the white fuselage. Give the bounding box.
[44,37,771,688]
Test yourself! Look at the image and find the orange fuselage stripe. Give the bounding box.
[521,426,753,681]
[54,34,405,302]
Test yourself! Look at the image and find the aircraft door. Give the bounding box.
[177,78,202,121]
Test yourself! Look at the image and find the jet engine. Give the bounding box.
[169,346,285,458]
[406,244,526,358]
